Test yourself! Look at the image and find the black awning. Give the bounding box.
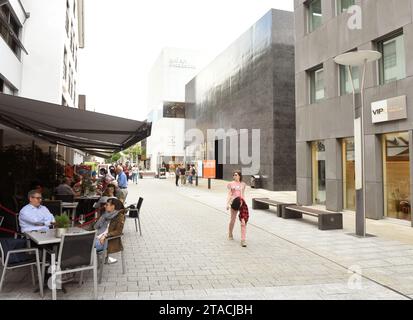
[0,93,151,158]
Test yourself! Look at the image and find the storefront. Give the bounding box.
[383,132,411,221]
[342,138,356,211]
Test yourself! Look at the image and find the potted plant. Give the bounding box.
[54,214,71,238]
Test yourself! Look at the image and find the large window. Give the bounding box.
[337,0,355,14]
[383,132,411,221]
[378,33,406,84]
[312,141,326,205]
[308,0,322,32]
[342,138,356,211]
[163,102,186,119]
[340,65,360,95]
[309,66,325,103]
[0,4,22,58]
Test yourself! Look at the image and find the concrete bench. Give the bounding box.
[252,198,295,218]
[284,205,343,231]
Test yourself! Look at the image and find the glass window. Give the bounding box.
[310,66,324,103]
[383,132,411,221]
[378,33,406,84]
[163,102,186,119]
[0,4,22,57]
[312,141,326,205]
[308,0,322,32]
[337,0,355,14]
[342,138,356,211]
[340,65,360,95]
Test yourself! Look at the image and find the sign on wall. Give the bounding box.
[203,160,216,179]
[371,95,407,124]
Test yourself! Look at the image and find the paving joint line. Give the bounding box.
[172,187,412,300]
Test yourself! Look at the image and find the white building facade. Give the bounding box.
[0,0,85,164]
[146,48,208,174]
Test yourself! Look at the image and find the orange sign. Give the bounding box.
[203,160,216,179]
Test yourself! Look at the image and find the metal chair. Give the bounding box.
[55,195,75,203]
[127,197,143,235]
[97,234,126,284]
[42,200,62,216]
[0,238,43,297]
[46,230,97,300]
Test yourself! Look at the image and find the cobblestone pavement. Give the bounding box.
[0,178,411,300]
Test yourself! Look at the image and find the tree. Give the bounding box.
[107,153,121,163]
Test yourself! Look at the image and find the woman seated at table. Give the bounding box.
[94,198,125,261]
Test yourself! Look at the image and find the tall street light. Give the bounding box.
[334,50,381,237]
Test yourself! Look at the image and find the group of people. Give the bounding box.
[54,164,130,204]
[19,185,126,264]
[175,164,197,187]
[19,163,134,265]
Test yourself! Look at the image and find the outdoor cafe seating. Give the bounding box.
[44,230,98,300]
[0,238,44,297]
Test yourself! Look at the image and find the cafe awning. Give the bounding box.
[0,93,152,158]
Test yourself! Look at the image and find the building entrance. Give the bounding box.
[312,141,326,205]
[383,132,411,221]
[342,138,356,211]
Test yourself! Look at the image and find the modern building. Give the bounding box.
[0,0,85,164]
[20,0,84,109]
[185,9,296,191]
[0,0,29,95]
[146,47,209,174]
[294,0,413,225]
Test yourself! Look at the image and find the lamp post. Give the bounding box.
[334,50,381,237]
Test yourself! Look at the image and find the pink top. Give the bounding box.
[227,181,245,200]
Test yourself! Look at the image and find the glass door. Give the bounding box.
[383,132,411,221]
[312,141,326,205]
[343,138,356,211]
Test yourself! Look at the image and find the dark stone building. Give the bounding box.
[185,9,296,191]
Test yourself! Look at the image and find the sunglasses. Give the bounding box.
[31,197,42,200]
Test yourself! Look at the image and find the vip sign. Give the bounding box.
[371,96,407,124]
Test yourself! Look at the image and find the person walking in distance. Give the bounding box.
[180,164,186,186]
[175,165,180,187]
[226,170,248,247]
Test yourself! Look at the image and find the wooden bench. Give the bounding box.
[252,198,295,218]
[284,205,343,230]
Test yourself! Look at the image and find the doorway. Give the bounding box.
[383,132,411,221]
[215,140,224,179]
[312,141,326,205]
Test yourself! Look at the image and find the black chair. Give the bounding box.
[45,230,97,300]
[55,195,75,203]
[42,200,62,216]
[0,238,43,297]
[127,197,143,235]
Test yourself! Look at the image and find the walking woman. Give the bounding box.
[226,170,248,247]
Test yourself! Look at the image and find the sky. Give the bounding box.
[78,0,294,121]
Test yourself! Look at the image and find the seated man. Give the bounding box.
[19,190,55,233]
[55,177,75,196]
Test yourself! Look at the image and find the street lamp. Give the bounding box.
[334,50,381,237]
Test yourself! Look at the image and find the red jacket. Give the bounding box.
[239,199,250,223]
